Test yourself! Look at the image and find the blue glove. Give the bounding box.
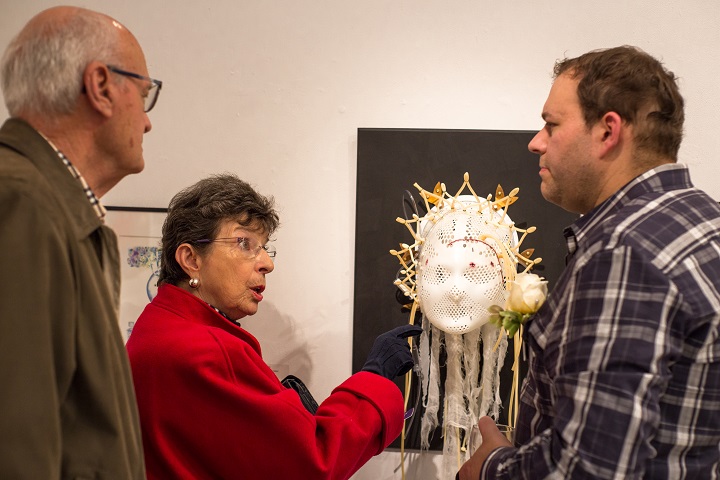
[362,324,423,380]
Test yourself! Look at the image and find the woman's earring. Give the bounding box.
[189,278,200,288]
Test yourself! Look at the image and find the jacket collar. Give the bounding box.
[153,284,263,354]
[0,118,103,240]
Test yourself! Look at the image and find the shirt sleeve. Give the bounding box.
[484,246,679,479]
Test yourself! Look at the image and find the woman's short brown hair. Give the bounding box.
[158,173,279,286]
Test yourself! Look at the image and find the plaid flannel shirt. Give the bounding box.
[484,163,720,479]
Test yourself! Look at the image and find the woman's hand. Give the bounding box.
[361,324,423,380]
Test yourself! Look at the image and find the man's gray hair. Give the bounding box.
[1,9,120,116]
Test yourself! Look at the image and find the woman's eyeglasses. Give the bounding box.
[194,236,276,259]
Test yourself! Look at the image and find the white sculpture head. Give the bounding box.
[390,175,541,479]
[416,197,517,334]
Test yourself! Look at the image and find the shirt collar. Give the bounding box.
[207,302,242,327]
[38,131,107,222]
[564,163,692,257]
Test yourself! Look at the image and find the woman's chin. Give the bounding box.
[233,309,253,320]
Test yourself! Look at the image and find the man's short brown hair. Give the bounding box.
[555,46,684,162]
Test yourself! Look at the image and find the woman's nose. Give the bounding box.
[257,250,275,274]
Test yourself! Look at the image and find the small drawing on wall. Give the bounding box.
[105,207,167,343]
[127,245,161,301]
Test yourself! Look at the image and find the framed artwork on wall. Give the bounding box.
[105,206,167,343]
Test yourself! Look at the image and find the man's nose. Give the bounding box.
[528,130,545,155]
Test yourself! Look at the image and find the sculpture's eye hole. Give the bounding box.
[424,266,449,285]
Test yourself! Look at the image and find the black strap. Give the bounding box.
[281,375,319,414]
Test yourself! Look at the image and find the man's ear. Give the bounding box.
[596,111,623,158]
[176,243,202,278]
[82,61,114,118]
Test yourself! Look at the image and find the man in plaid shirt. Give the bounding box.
[459,46,720,479]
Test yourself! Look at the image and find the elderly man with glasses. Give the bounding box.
[0,6,161,479]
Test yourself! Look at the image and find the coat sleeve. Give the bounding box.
[0,180,75,478]
[131,322,404,480]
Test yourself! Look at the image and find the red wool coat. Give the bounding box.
[127,284,404,479]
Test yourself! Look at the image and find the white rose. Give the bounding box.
[505,273,548,314]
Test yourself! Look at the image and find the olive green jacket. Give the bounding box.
[0,118,145,479]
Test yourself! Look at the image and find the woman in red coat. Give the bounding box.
[127,173,420,479]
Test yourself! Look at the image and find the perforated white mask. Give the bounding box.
[416,199,517,334]
[390,175,541,479]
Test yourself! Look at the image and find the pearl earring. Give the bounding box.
[189,278,200,288]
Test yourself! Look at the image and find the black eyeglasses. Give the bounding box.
[194,236,277,259]
[107,65,163,112]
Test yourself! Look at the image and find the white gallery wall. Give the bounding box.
[1,1,718,478]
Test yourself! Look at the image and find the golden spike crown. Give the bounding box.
[390,172,541,303]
